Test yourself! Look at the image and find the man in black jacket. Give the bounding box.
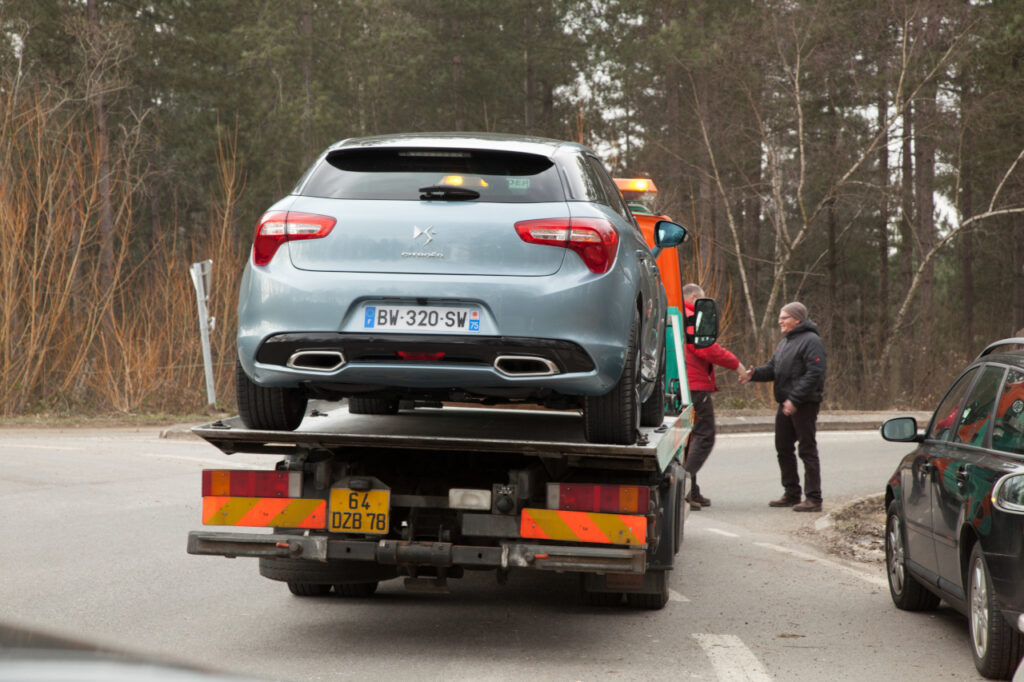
[739,302,826,512]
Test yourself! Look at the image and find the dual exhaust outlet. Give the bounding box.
[285,351,559,377]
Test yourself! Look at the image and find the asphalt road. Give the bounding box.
[0,423,991,681]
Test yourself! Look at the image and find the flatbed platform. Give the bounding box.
[193,404,691,472]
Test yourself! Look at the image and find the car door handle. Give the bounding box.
[956,466,970,482]
[920,461,934,472]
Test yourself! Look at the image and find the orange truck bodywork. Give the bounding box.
[614,178,683,309]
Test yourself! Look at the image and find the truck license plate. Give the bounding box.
[329,488,390,534]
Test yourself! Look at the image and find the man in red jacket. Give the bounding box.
[682,284,746,510]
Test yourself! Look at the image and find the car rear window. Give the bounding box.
[296,148,566,203]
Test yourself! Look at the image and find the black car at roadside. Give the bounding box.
[882,338,1024,679]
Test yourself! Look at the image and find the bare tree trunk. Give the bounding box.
[897,104,915,395]
[301,1,313,166]
[876,91,889,357]
[960,178,974,353]
[914,79,937,360]
[522,3,533,134]
[88,0,114,304]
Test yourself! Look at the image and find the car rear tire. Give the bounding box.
[584,313,640,445]
[885,500,940,611]
[968,544,1024,679]
[348,397,400,415]
[236,360,307,431]
[640,341,666,427]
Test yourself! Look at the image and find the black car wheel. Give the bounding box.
[584,313,640,445]
[885,501,940,611]
[236,359,307,431]
[640,338,666,427]
[968,544,1024,679]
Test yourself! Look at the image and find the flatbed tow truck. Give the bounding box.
[188,176,710,609]
[188,402,690,609]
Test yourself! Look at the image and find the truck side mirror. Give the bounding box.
[651,220,688,258]
[690,298,718,349]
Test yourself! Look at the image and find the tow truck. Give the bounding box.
[187,177,715,609]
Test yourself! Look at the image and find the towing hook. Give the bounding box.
[275,541,303,557]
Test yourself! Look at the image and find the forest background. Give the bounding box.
[2,0,1024,418]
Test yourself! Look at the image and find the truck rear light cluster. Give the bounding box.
[202,470,302,498]
[546,483,650,514]
[514,217,619,274]
[252,210,336,266]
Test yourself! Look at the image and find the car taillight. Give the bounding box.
[514,217,619,274]
[546,483,650,514]
[202,470,302,497]
[252,210,336,266]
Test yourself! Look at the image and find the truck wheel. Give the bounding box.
[259,557,397,585]
[578,575,623,607]
[333,582,379,598]
[640,338,666,427]
[287,582,332,597]
[584,314,639,445]
[625,571,669,610]
[236,360,307,431]
[348,397,400,415]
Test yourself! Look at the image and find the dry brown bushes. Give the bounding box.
[0,77,245,417]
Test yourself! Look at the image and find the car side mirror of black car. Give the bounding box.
[689,297,718,349]
[651,220,688,258]
[881,417,924,443]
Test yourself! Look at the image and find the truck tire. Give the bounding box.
[640,340,666,427]
[259,557,397,586]
[584,313,640,445]
[348,397,400,415]
[236,360,307,431]
[333,582,379,598]
[287,582,332,597]
[626,570,669,610]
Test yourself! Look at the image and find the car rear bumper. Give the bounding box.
[237,260,638,395]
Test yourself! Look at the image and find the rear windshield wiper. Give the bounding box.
[418,185,480,201]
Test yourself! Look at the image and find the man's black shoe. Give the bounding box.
[685,495,702,511]
[692,493,711,507]
[793,499,822,512]
[768,495,801,507]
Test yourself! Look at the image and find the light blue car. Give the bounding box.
[235,133,689,444]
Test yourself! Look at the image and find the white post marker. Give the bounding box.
[189,260,216,407]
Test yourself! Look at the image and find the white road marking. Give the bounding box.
[705,528,740,538]
[754,542,888,588]
[693,633,773,681]
[669,589,690,602]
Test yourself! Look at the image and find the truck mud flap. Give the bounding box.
[188,531,646,575]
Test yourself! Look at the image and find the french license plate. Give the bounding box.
[363,305,481,332]
[329,488,390,534]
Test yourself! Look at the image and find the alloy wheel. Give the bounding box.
[970,555,990,659]
[887,515,905,594]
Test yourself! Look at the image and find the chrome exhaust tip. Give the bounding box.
[286,350,345,372]
[493,355,560,377]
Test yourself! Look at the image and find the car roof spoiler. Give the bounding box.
[976,338,1024,360]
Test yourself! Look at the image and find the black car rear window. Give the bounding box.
[296,148,565,203]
